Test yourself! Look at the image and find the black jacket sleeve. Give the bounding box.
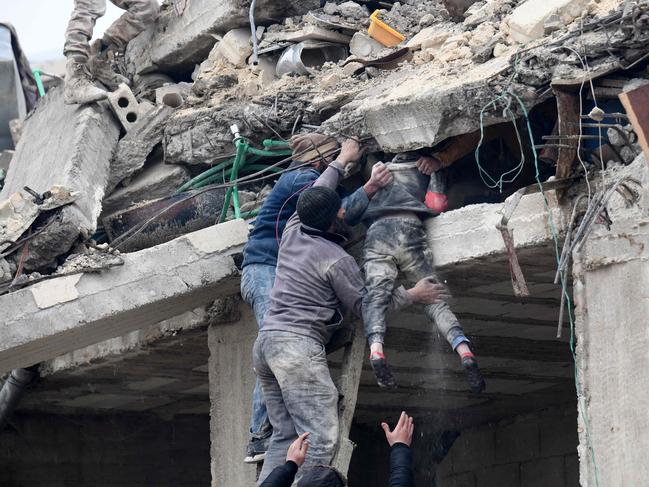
[389,443,414,487]
[260,461,299,487]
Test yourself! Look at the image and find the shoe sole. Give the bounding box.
[370,357,398,389]
[243,452,266,464]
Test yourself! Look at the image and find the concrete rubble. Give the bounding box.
[1,0,649,485]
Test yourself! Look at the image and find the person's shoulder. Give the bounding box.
[293,167,319,182]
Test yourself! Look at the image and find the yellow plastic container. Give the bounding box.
[368,10,406,47]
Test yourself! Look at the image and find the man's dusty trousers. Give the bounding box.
[253,331,339,485]
[362,217,468,349]
[64,0,159,61]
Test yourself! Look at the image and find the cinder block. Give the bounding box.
[106,83,153,131]
[107,103,177,191]
[521,456,565,487]
[495,419,540,464]
[476,463,520,487]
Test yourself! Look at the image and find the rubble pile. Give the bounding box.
[1,0,648,290]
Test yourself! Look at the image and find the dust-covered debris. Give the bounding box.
[2,0,648,280]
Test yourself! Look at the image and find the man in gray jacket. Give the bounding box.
[253,139,449,484]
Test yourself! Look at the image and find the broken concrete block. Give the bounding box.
[106,83,154,132]
[126,0,320,75]
[0,219,248,373]
[0,86,119,270]
[543,13,564,34]
[337,1,368,19]
[102,160,191,215]
[349,32,384,58]
[211,28,253,67]
[507,0,589,43]
[268,26,352,45]
[468,23,497,47]
[155,82,193,106]
[406,27,452,51]
[493,42,509,57]
[0,186,78,254]
[108,104,177,192]
[419,13,436,27]
[343,61,364,76]
[255,55,279,86]
[437,45,472,62]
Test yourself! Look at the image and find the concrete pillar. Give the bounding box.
[208,303,258,486]
[573,158,649,486]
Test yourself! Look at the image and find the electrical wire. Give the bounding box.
[275,181,315,245]
[549,44,599,202]
[110,139,344,250]
[474,91,527,192]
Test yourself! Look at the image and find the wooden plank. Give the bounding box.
[619,83,649,162]
[331,320,366,476]
[553,88,580,181]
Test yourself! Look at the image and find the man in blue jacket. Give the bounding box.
[241,133,393,463]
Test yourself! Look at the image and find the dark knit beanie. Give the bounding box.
[297,187,341,232]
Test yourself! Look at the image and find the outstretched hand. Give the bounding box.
[338,138,365,163]
[286,432,310,466]
[382,411,414,447]
[407,277,450,304]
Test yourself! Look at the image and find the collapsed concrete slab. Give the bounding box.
[102,159,190,215]
[426,188,565,267]
[0,86,120,270]
[0,219,247,374]
[323,56,522,152]
[126,0,320,75]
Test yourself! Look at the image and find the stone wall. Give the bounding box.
[436,405,579,487]
[0,412,210,487]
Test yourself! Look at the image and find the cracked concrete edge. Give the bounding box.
[41,307,210,377]
[428,189,566,268]
[0,219,248,373]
